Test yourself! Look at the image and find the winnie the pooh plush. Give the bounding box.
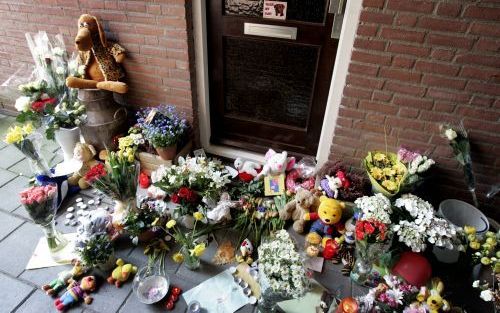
[68,143,100,189]
[303,196,345,247]
[279,188,319,233]
[66,14,128,94]
[107,259,137,288]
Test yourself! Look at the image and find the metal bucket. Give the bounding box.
[78,89,127,151]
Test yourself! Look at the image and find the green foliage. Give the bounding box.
[77,234,114,268]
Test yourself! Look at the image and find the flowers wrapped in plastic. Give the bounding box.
[364,151,407,197]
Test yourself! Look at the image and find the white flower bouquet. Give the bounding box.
[258,230,309,311]
[153,156,231,200]
[392,194,457,252]
[354,193,393,225]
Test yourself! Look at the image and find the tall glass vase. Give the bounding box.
[350,240,386,286]
[181,246,200,270]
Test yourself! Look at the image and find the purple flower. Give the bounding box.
[397,147,420,163]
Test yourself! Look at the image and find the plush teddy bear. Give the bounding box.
[234,157,262,182]
[68,143,100,189]
[107,259,137,288]
[54,275,96,311]
[66,14,128,94]
[279,188,319,233]
[42,259,85,296]
[304,196,345,248]
[255,149,295,180]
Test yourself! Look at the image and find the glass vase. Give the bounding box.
[112,198,136,225]
[181,246,201,270]
[350,240,386,286]
[133,265,170,304]
[258,269,292,313]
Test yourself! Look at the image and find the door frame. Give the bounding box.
[192,0,362,165]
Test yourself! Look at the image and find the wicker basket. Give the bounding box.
[138,140,193,175]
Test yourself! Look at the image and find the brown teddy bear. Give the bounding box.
[68,143,100,189]
[279,188,320,233]
[66,14,128,94]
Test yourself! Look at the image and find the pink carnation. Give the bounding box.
[19,185,56,205]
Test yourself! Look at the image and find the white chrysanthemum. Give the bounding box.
[354,193,392,224]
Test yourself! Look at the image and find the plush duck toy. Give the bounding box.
[107,259,137,288]
[66,14,128,94]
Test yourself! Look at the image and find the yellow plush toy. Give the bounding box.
[107,259,137,288]
[304,196,345,247]
[68,143,100,189]
[415,278,451,313]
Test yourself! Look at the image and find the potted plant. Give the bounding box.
[76,233,115,271]
[137,105,188,160]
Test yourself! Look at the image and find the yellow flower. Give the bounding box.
[382,167,396,177]
[127,150,135,163]
[151,217,160,226]
[486,237,497,246]
[464,225,476,235]
[392,163,406,175]
[373,153,387,162]
[486,231,496,238]
[469,241,481,250]
[494,262,500,274]
[382,180,397,191]
[4,125,24,144]
[166,220,176,229]
[481,257,492,265]
[172,252,184,263]
[193,212,204,221]
[22,123,34,135]
[190,243,206,257]
[370,167,383,180]
[118,136,134,150]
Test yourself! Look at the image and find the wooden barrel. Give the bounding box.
[78,89,127,151]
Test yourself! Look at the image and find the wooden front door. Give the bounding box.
[207,0,339,156]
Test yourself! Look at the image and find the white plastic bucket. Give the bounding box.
[438,199,489,235]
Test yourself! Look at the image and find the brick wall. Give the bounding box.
[0,0,195,120]
[331,0,500,217]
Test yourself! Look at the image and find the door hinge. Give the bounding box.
[329,0,346,39]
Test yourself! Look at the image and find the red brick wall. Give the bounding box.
[0,0,195,120]
[331,0,500,217]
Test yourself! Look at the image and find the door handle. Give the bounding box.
[329,0,347,39]
[244,23,297,40]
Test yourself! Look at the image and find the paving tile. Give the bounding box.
[89,277,132,313]
[0,175,30,211]
[0,210,24,241]
[0,222,43,276]
[0,272,34,313]
[14,289,83,313]
[20,263,73,287]
[119,274,197,313]
[0,167,17,187]
[8,159,35,177]
[13,205,30,220]
[126,245,180,275]
[0,144,26,169]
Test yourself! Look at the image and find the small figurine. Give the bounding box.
[206,192,239,223]
[255,149,295,180]
[304,196,345,248]
[68,143,100,190]
[107,258,138,287]
[323,175,343,199]
[54,276,96,311]
[236,238,254,264]
[425,278,451,313]
[42,259,85,296]
[234,157,262,182]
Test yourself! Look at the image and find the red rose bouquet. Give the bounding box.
[170,186,199,216]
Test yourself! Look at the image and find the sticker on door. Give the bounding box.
[263,1,287,20]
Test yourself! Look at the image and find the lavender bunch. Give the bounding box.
[136,105,188,148]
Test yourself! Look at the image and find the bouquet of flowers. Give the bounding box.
[20,184,67,251]
[397,147,434,193]
[354,194,393,225]
[161,213,210,270]
[473,275,500,309]
[258,230,309,311]
[124,198,169,245]
[117,131,145,163]
[136,105,188,160]
[153,156,231,201]
[364,151,407,197]
[76,233,114,269]
[169,186,199,216]
[440,123,478,207]
[4,122,51,175]
[463,227,500,273]
[357,275,419,312]
[392,194,456,253]
[15,32,86,140]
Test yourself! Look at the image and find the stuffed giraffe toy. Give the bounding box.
[66,14,128,94]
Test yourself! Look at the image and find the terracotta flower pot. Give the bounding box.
[155,145,177,160]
